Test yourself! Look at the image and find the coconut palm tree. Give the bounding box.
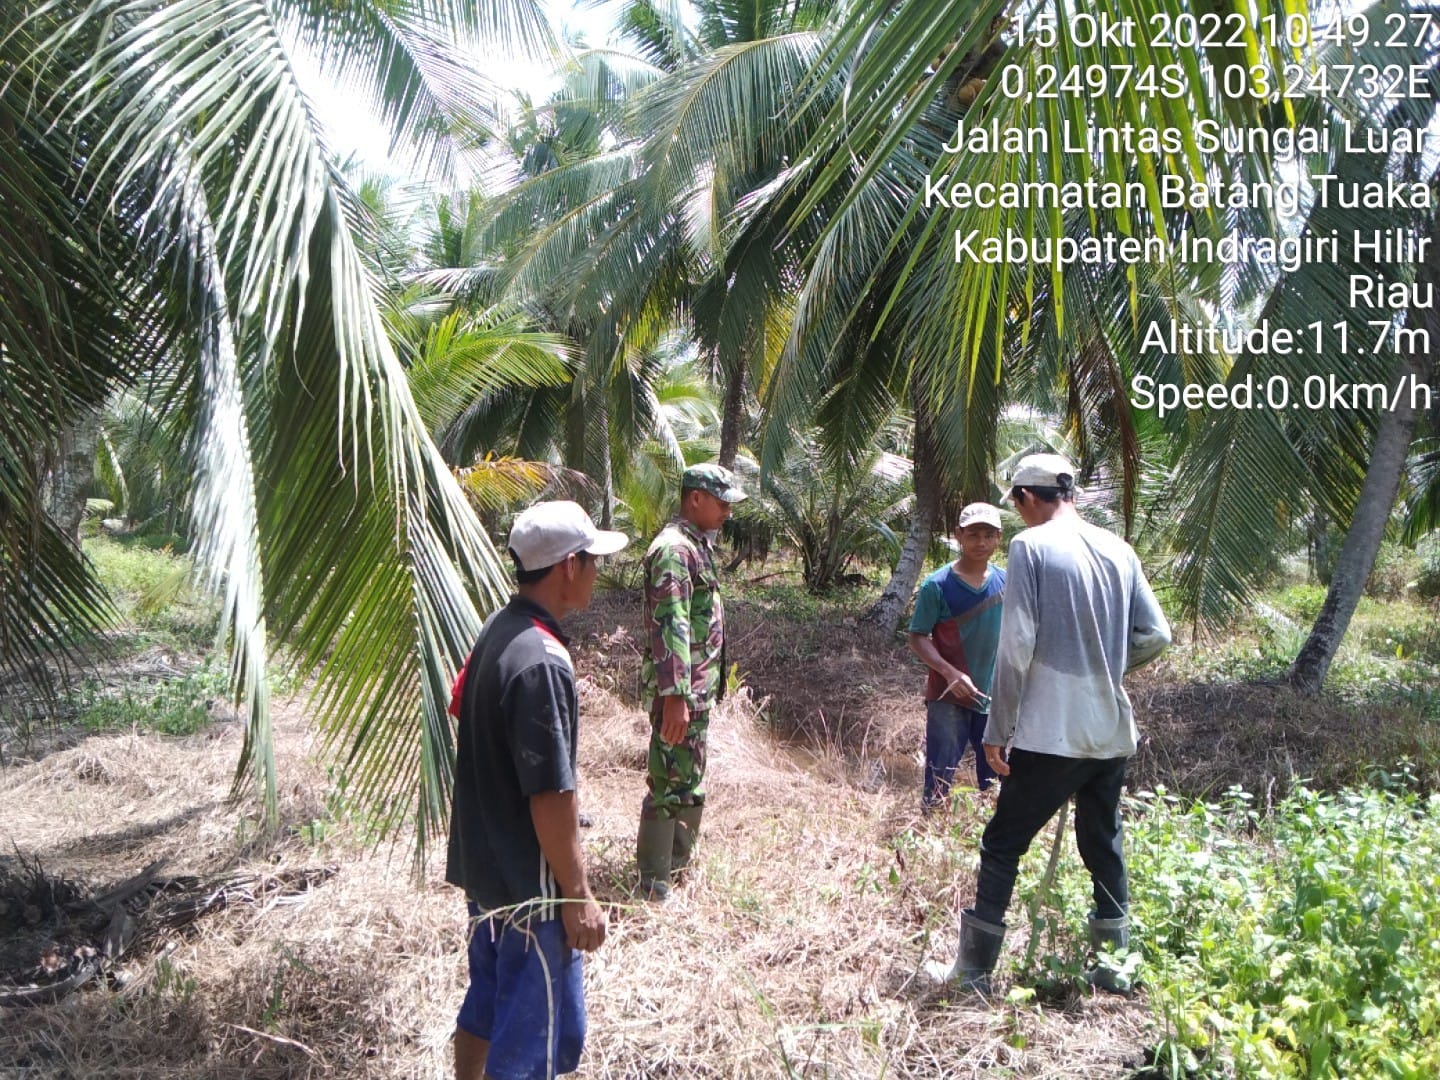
[3,0,553,846]
[1288,241,1438,693]
[494,1,1018,621]
[420,87,709,528]
[777,0,1440,675]
[485,0,846,477]
[2,10,165,692]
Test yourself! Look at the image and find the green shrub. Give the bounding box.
[292,765,404,849]
[1365,542,1420,601]
[1158,620,1291,685]
[1350,600,1440,666]
[1271,584,1327,624]
[84,535,219,649]
[78,663,227,736]
[1417,540,1440,601]
[1419,566,1440,601]
[1126,780,1440,1078]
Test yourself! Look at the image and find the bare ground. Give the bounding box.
[0,587,1417,1079]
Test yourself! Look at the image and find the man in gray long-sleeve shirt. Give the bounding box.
[941,453,1171,995]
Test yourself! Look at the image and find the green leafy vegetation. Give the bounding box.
[85,536,219,650]
[1417,539,1440,602]
[740,580,875,624]
[1157,592,1438,718]
[295,767,396,850]
[76,663,228,737]
[886,776,1440,1077]
[1129,780,1440,1079]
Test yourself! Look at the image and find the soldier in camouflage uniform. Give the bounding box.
[636,462,747,900]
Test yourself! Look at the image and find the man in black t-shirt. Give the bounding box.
[446,500,627,1080]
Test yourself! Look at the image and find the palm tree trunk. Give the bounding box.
[1308,509,1333,584]
[598,405,615,529]
[718,363,745,470]
[41,404,102,545]
[865,397,942,631]
[1288,278,1437,693]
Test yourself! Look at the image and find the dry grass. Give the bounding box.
[1129,665,1440,802]
[570,686,1153,1079]
[572,587,1404,800]
[2,660,1156,1079]
[11,586,1401,1077]
[3,584,1405,1079]
[1,699,464,1078]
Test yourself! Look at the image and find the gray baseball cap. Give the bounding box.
[508,500,629,572]
[681,462,748,503]
[1010,453,1076,489]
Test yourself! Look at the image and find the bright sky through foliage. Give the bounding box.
[292,0,622,178]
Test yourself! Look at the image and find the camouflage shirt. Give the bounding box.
[641,518,725,712]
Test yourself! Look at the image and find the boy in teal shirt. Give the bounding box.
[907,502,1006,809]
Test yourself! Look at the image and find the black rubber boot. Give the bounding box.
[636,816,675,902]
[1086,912,1133,995]
[946,909,1006,993]
[671,805,704,877]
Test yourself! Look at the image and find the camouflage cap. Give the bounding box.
[681,462,748,503]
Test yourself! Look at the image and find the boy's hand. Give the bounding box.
[941,669,982,706]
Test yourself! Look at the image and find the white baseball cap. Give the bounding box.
[1011,453,1076,490]
[508,501,629,572]
[957,502,1002,530]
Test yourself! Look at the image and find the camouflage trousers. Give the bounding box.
[641,698,709,820]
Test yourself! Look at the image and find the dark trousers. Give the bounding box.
[923,701,995,807]
[974,748,1129,923]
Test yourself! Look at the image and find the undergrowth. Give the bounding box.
[76,662,228,736]
[887,770,1440,1078]
[31,542,1438,1077]
[1162,592,1439,723]
[85,535,219,650]
[1134,776,1440,1078]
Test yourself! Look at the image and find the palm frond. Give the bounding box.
[634,31,826,199]
[286,0,555,184]
[404,309,575,436]
[1403,439,1440,541]
[25,0,519,851]
[614,0,692,69]
[454,456,592,513]
[1,9,177,689]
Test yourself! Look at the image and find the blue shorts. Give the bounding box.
[457,904,586,1080]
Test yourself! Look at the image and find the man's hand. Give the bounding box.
[660,695,690,746]
[941,668,984,708]
[530,789,603,950]
[983,742,1010,778]
[561,892,607,952]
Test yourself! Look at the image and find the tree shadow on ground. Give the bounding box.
[49,803,221,862]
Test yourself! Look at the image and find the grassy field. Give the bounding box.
[1,537,1437,1078]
